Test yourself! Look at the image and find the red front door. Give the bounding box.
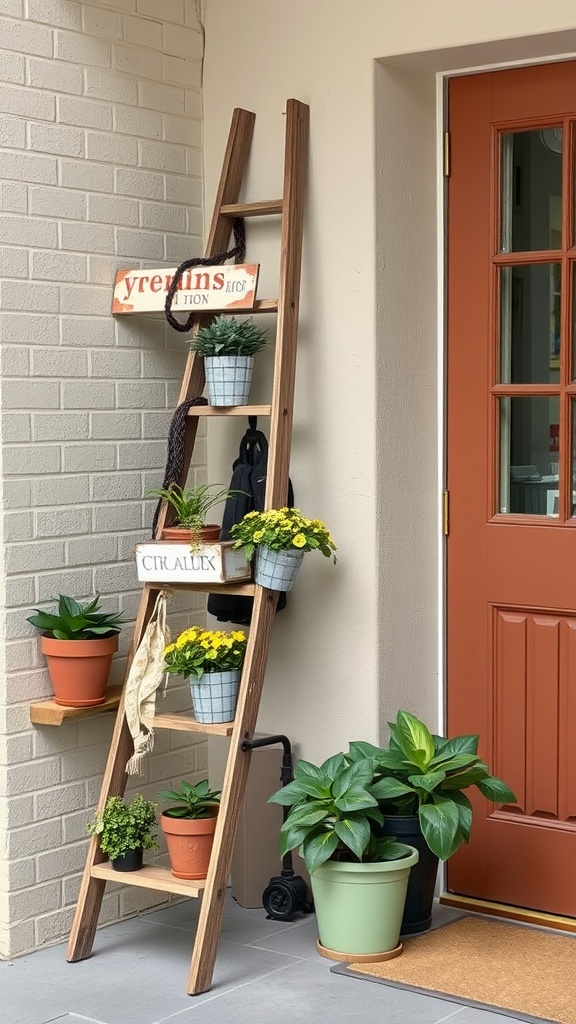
[447,61,576,915]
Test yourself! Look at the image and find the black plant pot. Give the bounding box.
[111,847,144,872]
[382,815,439,934]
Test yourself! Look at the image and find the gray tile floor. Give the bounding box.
[1,896,524,1024]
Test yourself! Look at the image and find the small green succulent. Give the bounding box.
[190,316,268,356]
[159,779,221,820]
[27,595,125,641]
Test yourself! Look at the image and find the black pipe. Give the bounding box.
[241,735,294,873]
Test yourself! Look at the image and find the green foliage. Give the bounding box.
[163,626,247,680]
[269,753,411,874]
[159,779,221,819]
[27,595,125,641]
[230,507,337,561]
[145,482,241,531]
[347,711,517,861]
[190,316,268,356]
[87,794,158,861]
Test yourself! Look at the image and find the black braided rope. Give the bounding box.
[164,218,246,333]
[151,396,208,537]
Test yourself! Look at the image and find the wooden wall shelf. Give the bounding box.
[91,861,205,898]
[29,685,123,726]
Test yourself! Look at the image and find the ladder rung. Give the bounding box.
[156,582,256,596]
[90,862,204,898]
[153,712,234,736]
[188,405,271,417]
[220,200,282,217]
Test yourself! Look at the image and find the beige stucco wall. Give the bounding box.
[203,0,576,760]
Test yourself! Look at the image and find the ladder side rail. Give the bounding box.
[187,99,310,996]
[67,108,256,963]
[266,99,309,508]
[187,588,279,994]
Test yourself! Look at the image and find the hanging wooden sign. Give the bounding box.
[112,264,259,315]
[135,541,252,584]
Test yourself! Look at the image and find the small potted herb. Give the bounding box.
[163,626,247,723]
[159,780,221,879]
[145,482,239,544]
[87,794,158,872]
[27,595,125,707]
[190,315,268,406]
[230,507,337,591]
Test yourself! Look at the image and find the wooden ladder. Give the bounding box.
[67,99,309,996]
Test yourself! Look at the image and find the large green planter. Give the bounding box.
[310,846,419,960]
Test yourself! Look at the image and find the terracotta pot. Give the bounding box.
[161,525,221,543]
[160,812,218,879]
[40,634,119,707]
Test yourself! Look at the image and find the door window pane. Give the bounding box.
[499,396,560,514]
[500,264,561,383]
[500,129,562,253]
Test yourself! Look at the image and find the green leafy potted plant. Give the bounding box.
[159,780,221,879]
[87,793,158,872]
[230,507,337,591]
[163,626,247,724]
[190,315,268,406]
[269,752,418,962]
[145,482,238,543]
[27,595,125,708]
[347,711,517,934]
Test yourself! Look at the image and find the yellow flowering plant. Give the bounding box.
[163,626,247,680]
[230,507,336,561]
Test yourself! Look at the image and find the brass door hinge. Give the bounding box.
[442,490,450,536]
[444,132,450,178]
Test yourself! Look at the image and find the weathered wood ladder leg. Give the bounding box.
[187,97,309,996]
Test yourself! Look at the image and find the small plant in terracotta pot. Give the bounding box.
[146,482,240,544]
[159,779,221,880]
[87,793,158,872]
[27,595,124,708]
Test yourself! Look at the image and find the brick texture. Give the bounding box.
[0,1,206,959]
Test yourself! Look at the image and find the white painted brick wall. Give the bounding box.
[0,0,209,959]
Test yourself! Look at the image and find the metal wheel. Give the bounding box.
[262,880,301,921]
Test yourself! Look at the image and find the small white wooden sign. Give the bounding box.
[112,264,259,316]
[135,541,252,584]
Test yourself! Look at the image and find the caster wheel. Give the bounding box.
[262,879,301,921]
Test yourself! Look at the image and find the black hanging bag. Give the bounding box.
[207,421,293,624]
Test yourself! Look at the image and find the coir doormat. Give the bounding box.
[332,916,576,1024]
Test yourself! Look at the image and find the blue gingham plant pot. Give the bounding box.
[204,355,254,406]
[190,670,240,723]
[254,545,304,591]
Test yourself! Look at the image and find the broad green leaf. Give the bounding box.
[449,790,473,841]
[395,711,435,765]
[332,759,373,800]
[364,805,384,826]
[279,823,316,857]
[302,830,339,873]
[52,629,69,640]
[371,777,416,801]
[476,777,517,804]
[419,796,460,860]
[280,802,329,827]
[347,741,383,763]
[373,750,406,772]
[428,753,481,772]
[440,827,468,860]
[334,787,378,813]
[294,759,328,784]
[269,778,327,805]
[441,766,491,790]
[334,816,370,859]
[407,770,447,794]
[432,734,479,757]
[158,789,183,802]
[373,838,412,861]
[322,752,346,781]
